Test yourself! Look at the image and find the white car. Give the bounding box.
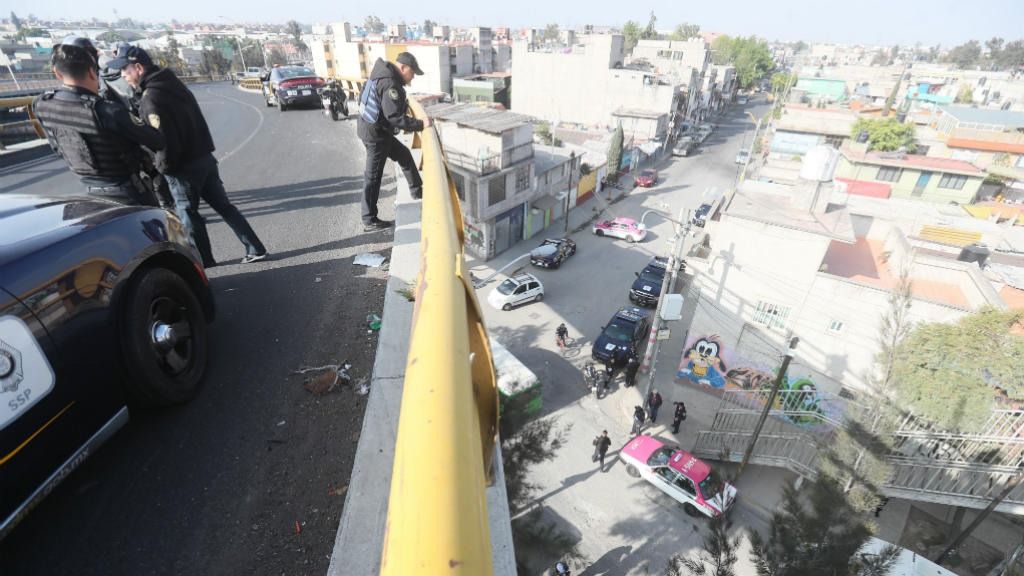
[621,435,737,518]
[487,273,545,311]
[737,96,749,105]
[735,149,751,165]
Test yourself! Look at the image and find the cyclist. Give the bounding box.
[555,323,569,348]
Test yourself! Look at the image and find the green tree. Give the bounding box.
[712,35,775,88]
[606,124,624,184]
[945,40,982,69]
[96,30,124,43]
[642,11,659,40]
[9,11,21,31]
[669,23,700,41]
[622,20,642,53]
[891,308,1024,433]
[770,72,797,94]
[749,476,900,576]
[850,118,916,152]
[363,15,385,34]
[286,20,307,52]
[541,23,560,43]
[986,37,1004,64]
[955,84,975,104]
[664,514,740,576]
[162,32,187,73]
[996,39,1024,70]
[199,49,231,76]
[267,47,287,67]
[422,19,434,37]
[792,40,807,53]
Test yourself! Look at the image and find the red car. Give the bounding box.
[634,169,658,187]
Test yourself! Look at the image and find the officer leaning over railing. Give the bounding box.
[33,42,165,206]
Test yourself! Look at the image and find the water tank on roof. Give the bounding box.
[958,243,991,268]
[800,145,840,182]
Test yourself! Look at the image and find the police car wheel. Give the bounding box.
[683,503,700,517]
[279,101,287,112]
[625,465,640,478]
[120,267,208,406]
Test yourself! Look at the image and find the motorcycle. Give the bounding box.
[319,81,349,121]
[583,363,611,399]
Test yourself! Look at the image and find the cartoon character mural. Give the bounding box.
[678,335,728,388]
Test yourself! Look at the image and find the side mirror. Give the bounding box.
[634,272,640,278]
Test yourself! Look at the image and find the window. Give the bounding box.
[451,172,466,201]
[753,300,791,330]
[876,166,902,182]
[515,166,530,192]
[828,320,844,333]
[488,174,506,206]
[674,475,696,496]
[938,174,968,190]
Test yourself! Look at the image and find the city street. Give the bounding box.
[0,82,390,576]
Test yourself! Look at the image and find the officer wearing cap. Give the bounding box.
[110,43,268,266]
[33,43,165,205]
[356,51,431,231]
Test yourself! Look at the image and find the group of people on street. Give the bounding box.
[35,38,271,266]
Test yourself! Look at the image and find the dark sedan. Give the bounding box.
[264,66,326,111]
[0,195,214,539]
[530,238,577,269]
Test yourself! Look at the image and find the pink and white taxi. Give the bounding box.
[592,217,647,243]
[621,435,737,517]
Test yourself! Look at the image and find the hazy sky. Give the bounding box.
[13,0,1024,47]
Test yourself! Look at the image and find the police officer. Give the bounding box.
[357,52,431,231]
[110,43,268,266]
[33,43,165,206]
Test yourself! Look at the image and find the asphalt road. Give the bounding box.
[0,82,392,575]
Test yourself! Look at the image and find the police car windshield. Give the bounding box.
[497,279,518,295]
[604,319,635,343]
[278,67,316,79]
[639,268,664,283]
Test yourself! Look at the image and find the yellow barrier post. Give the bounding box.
[380,100,499,575]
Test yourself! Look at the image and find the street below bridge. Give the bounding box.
[0,81,391,575]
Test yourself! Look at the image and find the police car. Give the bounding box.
[529,238,576,269]
[265,66,325,111]
[592,307,650,365]
[629,257,685,307]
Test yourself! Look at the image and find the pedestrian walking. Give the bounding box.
[110,43,269,266]
[623,353,640,387]
[592,430,612,471]
[631,405,646,437]
[671,401,688,434]
[356,52,431,231]
[647,390,664,423]
[33,43,165,206]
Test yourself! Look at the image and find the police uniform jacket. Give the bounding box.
[137,67,216,176]
[33,85,165,186]
[356,58,424,143]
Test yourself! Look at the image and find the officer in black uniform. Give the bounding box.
[357,52,431,231]
[33,43,165,205]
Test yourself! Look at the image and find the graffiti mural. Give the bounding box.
[678,335,728,388]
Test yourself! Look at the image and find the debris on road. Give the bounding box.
[294,521,302,535]
[294,362,353,395]
[356,377,370,396]
[315,277,322,283]
[366,313,381,331]
[353,252,387,268]
[328,484,348,497]
[276,420,286,427]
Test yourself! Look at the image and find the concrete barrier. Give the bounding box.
[238,77,263,91]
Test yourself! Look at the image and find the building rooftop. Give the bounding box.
[840,147,984,176]
[939,105,1024,129]
[532,144,574,174]
[612,107,666,120]
[426,103,534,134]
[776,106,858,137]
[727,182,857,243]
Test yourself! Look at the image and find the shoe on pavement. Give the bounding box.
[240,252,269,264]
[363,218,393,231]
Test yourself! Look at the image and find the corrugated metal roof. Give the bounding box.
[425,103,533,134]
[940,105,1024,129]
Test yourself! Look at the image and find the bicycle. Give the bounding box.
[555,324,569,351]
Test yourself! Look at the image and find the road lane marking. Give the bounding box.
[198,86,266,164]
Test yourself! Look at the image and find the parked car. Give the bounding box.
[634,169,659,188]
[264,65,325,111]
[735,149,751,165]
[737,95,749,105]
[621,435,737,518]
[592,306,650,366]
[593,217,647,243]
[630,257,671,307]
[692,203,713,228]
[530,238,577,269]
[487,273,545,311]
[672,136,697,157]
[0,194,215,539]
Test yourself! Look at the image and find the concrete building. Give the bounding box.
[835,144,986,204]
[453,73,511,108]
[512,34,686,132]
[468,27,493,74]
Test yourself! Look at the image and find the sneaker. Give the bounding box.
[363,218,393,231]
[240,252,269,264]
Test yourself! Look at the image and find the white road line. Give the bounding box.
[198,86,266,164]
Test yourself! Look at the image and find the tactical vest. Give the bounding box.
[359,79,381,124]
[34,90,134,180]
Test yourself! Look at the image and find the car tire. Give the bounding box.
[120,268,208,406]
[627,236,637,243]
[502,303,512,311]
[330,108,339,121]
[279,101,287,112]
[341,101,350,117]
[265,99,273,108]
[626,465,640,478]
[683,503,701,517]
[535,293,544,303]
[596,229,605,237]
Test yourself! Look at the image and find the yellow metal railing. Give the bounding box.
[0,96,46,143]
[380,99,498,575]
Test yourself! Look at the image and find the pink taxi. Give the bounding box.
[621,435,737,517]
[592,217,647,243]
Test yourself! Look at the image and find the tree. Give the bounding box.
[891,308,1024,433]
[996,39,1024,70]
[770,72,797,94]
[286,20,307,52]
[664,514,740,576]
[986,37,1005,64]
[642,11,659,40]
[850,118,916,152]
[161,32,187,73]
[871,49,889,66]
[749,476,900,576]
[606,125,624,184]
[199,49,231,76]
[541,23,560,43]
[9,11,21,31]
[792,40,807,53]
[422,19,434,37]
[622,20,642,53]
[669,23,700,41]
[955,84,975,104]
[363,15,385,34]
[712,35,776,89]
[96,30,124,43]
[267,47,287,67]
[945,40,981,69]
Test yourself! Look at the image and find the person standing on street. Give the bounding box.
[647,389,664,423]
[671,401,688,434]
[592,430,612,471]
[623,353,640,387]
[357,52,431,231]
[631,406,646,437]
[34,43,165,206]
[110,43,268,266]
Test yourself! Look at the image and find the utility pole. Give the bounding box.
[737,337,799,478]
[936,468,1024,566]
[564,151,575,234]
[640,207,690,413]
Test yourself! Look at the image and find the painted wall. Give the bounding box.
[835,158,983,204]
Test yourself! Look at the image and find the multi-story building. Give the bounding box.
[835,143,986,204]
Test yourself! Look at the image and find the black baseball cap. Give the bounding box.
[106,43,153,69]
[396,52,423,75]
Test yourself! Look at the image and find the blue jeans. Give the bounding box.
[165,173,215,267]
